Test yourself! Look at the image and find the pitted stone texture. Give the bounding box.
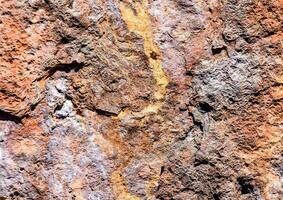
[0,0,282,200]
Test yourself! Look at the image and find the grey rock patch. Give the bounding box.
[55,100,74,118]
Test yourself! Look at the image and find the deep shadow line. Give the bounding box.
[0,110,22,124]
[45,61,85,78]
[35,61,85,82]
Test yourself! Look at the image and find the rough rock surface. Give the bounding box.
[0,0,282,199]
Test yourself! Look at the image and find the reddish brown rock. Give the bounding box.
[0,0,282,199]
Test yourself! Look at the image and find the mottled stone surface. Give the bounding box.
[0,0,282,199]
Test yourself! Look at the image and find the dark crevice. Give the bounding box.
[67,0,74,8]
[47,61,84,75]
[54,103,64,113]
[9,191,24,198]
[36,61,85,82]
[150,51,159,60]
[185,70,194,76]
[213,193,221,200]
[60,36,74,44]
[237,177,254,194]
[212,46,226,55]
[0,89,21,99]
[198,102,213,113]
[95,108,118,117]
[195,121,203,132]
[65,94,73,101]
[160,166,165,176]
[193,158,209,167]
[0,110,22,124]
[2,11,12,16]
[68,16,86,28]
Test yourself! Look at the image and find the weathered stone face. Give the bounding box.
[0,0,282,199]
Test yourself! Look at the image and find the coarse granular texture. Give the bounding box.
[0,0,282,199]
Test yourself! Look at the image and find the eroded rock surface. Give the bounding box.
[0,0,282,199]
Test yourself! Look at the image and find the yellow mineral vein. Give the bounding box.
[111,165,140,200]
[117,0,169,119]
[108,1,169,199]
[107,0,168,200]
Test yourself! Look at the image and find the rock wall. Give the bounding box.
[0,0,282,199]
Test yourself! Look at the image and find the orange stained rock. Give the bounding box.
[6,118,45,158]
[270,85,283,100]
[70,178,86,200]
[0,9,30,112]
[235,107,283,199]
[273,73,283,84]
[9,138,38,156]
[0,0,56,116]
